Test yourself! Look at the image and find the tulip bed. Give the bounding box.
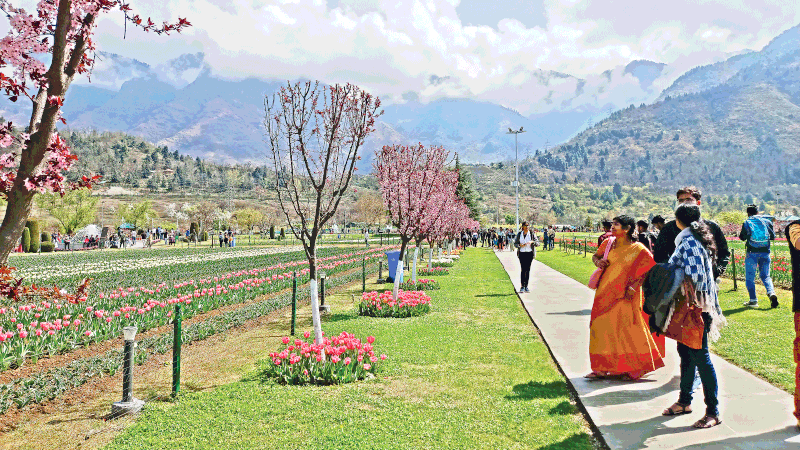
[417,267,449,275]
[0,260,382,414]
[264,332,387,385]
[0,245,397,372]
[399,278,440,291]
[358,289,432,318]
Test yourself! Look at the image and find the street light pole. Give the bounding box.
[506,127,526,234]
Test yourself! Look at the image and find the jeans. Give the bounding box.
[745,252,776,300]
[677,313,719,416]
[519,252,534,288]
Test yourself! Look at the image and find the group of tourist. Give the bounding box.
[504,185,800,431]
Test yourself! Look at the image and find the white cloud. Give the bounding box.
[2,0,800,115]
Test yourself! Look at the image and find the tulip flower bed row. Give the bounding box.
[0,262,381,414]
[725,250,793,289]
[11,246,300,288]
[264,332,386,385]
[417,267,449,275]
[358,290,432,318]
[399,279,440,291]
[0,246,397,371]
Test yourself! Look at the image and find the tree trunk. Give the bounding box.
[429,243,433,269]
[412,246,418,283]
[0,189,35,264]
[307,246,323,345]
[393,237,411,301]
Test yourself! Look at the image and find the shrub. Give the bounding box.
[41,231,51,244]
[201,231,209,242]
[40,242,54,252]
[270,225,275,239]
[432,261,454,268]
[25,219,40,253]
[359,289,431,318]
[400,279,440,291]
[280,227,286,240]
[21,227,30,253]
[190,222,199,237]
[263,332,386,385]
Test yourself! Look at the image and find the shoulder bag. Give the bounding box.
[588,237,615,289]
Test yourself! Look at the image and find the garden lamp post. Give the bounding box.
[506,126,525,234]
[111,326,144,417]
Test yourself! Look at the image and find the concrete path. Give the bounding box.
[495,250,800,449]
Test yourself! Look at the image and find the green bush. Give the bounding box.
[25,219,40,253]
[190,222,199,237]
[21,227,30,253]
[280,227,285,240]
[40,242,54,252]
[270,225,275,239]
[201,231,209,242]
[40,231,51,244]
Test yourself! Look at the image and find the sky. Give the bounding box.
[4,0,800,115]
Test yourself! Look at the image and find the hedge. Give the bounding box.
[21,227,30,253]
[25,219,40,253]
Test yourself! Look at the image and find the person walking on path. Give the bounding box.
[653,187,730,280]
[548,226,556,250]
[661,204,727,429]
[739,204,778,308]
[597,221,613,247]
[515,222,538,293]
[637,219,655,253]
[786,218,800,429]
[585,215,665,381]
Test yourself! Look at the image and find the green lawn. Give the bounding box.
[106,248,596,450]
[535,248,797,393]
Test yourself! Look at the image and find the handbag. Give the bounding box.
[588,237,615,289]
[662,280,704,349]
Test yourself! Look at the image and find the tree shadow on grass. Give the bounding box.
[549,400,578,415]
[506,381,569,400]
[536,433,595,449]
[323,312,359,323]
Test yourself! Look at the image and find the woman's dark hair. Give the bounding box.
[612,215,636,241]
[674,204,717,262]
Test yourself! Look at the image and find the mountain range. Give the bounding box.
[531,23,800,202]
[0,49,678,168]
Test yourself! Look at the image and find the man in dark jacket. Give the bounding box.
[786,219,800,429]
[652,187,730,279]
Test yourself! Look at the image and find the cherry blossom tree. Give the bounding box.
[264,80,381,345]
[0,0,189,267]
[375,143,460,294]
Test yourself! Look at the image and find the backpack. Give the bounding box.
[745,217,771,249]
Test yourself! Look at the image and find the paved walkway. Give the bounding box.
[495,250,800,449]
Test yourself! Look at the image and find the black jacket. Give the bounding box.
[643,263,684,333]
[786,220,800,312]
[653,219,730,279]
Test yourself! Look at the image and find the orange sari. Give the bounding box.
[589,239,665,375]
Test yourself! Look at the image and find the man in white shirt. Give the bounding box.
[515,222,538,293]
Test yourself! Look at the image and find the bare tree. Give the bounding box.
[355,191,386,229]
[264,80,381,344]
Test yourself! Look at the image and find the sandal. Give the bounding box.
[692,415,721,429]
[584,371,606,379]
[662,403,692,416]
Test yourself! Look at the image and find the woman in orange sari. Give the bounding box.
[586,215,665,380]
